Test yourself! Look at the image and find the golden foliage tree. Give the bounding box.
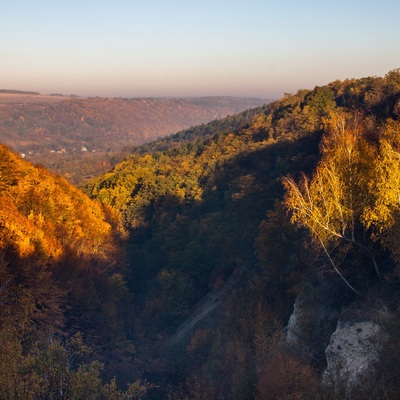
[283,111,379,294]
[363,120,400,266]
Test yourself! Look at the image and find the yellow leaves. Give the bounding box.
[141,154,154,164]
[321,111,364,163]
[363,121,400,228]
[179,160,191,172]
[284,172,344,247]
[175,185,186,201]
[284,120,361,247]
[283,113,382,291]
[251,113,271,132]
[283,112,374,248]
[284,112,400,272]
[358,120,400,263]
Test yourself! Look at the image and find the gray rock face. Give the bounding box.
[286,281,393,392]
[324,320,386,386]
[286,306,300,345]
[286,289,340,359]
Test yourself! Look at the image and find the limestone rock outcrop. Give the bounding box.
[323,319,387,386]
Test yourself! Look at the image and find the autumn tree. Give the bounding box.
[283,111,379,294]
[363,119,400,267]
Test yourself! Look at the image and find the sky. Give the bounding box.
[2,0,400,99]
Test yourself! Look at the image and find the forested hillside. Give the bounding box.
[2,70,400,399]
[85,69,400,399]
[0,94,266,184]
[0,145,151,398]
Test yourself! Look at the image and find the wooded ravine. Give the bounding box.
[1,70,400,399]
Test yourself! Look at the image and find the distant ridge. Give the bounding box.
[0,89,40,95]
[0,95,267,153]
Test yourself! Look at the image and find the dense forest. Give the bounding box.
[31,104,267,185]
[0,94,265,184]
[1,70,400,399]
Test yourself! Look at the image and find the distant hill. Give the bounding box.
[0,93,267,183]
[0,94,267,153]
[0,89,41,95]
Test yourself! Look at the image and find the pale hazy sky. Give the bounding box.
[2,0,399,98]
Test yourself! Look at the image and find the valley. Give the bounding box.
[0,93,266,184]
[1,70,400,399]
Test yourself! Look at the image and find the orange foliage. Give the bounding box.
[0,144,117,262]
